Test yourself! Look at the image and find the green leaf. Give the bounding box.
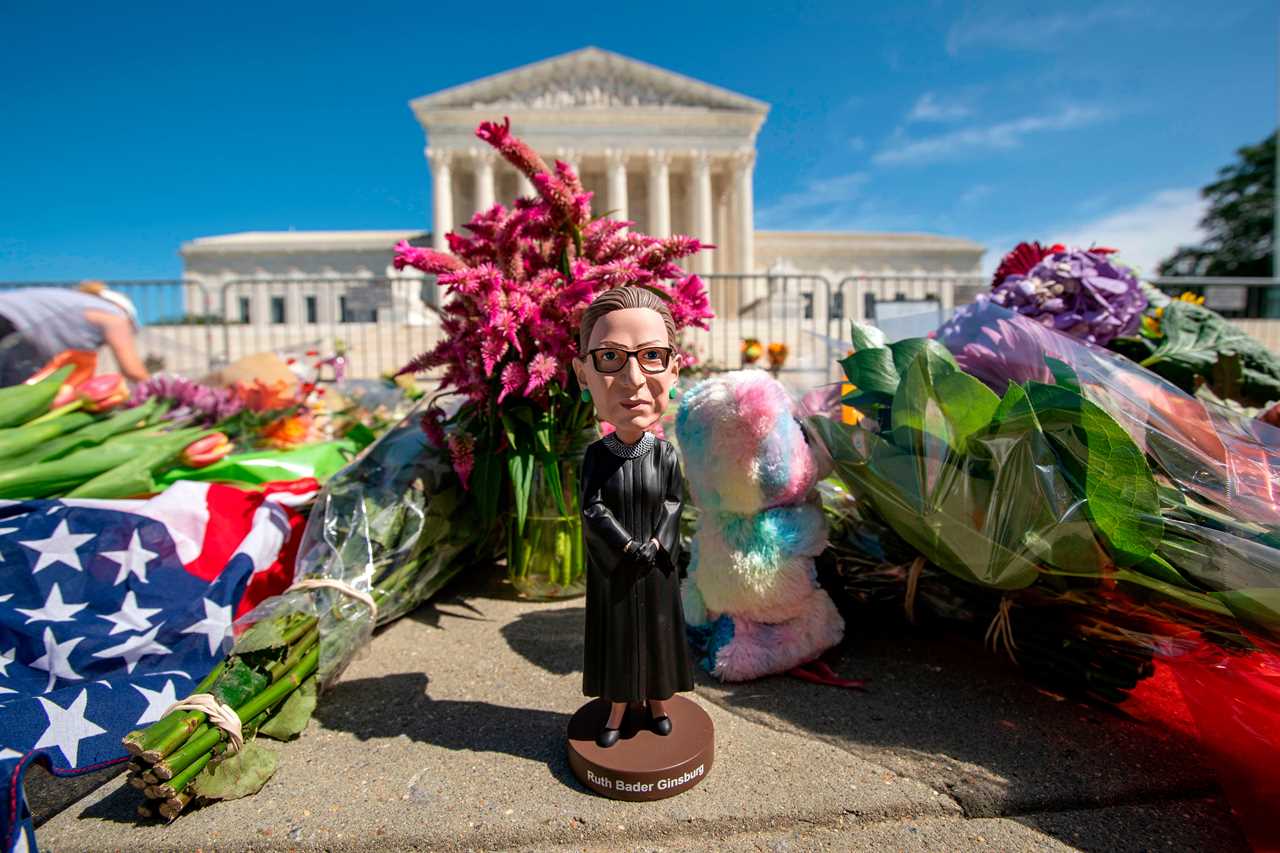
[471,451,503,522]
[542,456,567,516]
[934,371,1001,451]
[1145,301,1243,371]
[839,347,900,395]
[258,676,317,741]
[345,422,378,450]
[209,657,271,709]
[192,739,278,800]
[1211,588,1280,636]
[0,365,72,428]
[508,451,533,535]
[231,619,288,654]
[891,348,957,451]
[887,338,957,378]
[891,348,994,454]
[1044,357,1081,394]
[1022,383,1163,566]
[849,321,887,351]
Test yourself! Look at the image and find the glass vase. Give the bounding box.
[507,446,588,600]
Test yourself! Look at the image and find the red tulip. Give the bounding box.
[180,432,233,468]
[52,384,77,408]
[77,374,129,413]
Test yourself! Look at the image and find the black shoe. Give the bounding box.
[652,715,672,736]
[596,726,620,748]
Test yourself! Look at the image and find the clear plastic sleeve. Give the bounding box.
[233,402,490,687]
[807,298,1280,850]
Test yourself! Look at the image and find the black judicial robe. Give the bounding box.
[580,435,694,702]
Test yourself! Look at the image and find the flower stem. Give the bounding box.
[26,400,83,426]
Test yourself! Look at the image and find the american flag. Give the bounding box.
[0,480,313,853]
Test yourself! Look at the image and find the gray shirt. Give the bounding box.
[0,288,127,359]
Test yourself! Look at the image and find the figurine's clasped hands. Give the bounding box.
[625,538,661,571]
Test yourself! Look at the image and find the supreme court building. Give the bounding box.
[181,48,983,330]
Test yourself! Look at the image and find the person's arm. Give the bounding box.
[86,310,149,382]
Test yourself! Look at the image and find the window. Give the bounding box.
[238,296,251,324]
[801,292,814,320]
[305,295,318,324]
[830,292,844,321]
[271,296,286,325]
[339,296,350,323]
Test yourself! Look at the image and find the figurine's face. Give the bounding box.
[574,307,679,437]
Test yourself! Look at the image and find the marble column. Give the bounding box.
[604,148,628,222]
[516,170,535,198]
[472,148,496,214]
[689,150,714,275]
[427,147,453,251]
[732,149,756,274]
[647,150,672,238]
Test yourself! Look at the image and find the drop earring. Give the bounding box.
[668,387,677,400]
[580,389,592,403]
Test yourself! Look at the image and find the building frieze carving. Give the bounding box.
[463,73,719,110]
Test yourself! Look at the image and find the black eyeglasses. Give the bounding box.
[587,346,674,374]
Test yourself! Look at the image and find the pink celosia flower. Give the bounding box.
[524,353,558,396]
[393,240,466,275]
[498,361,527,403]
[420,407,446,448]
[394,118,715,462]
[447,432,475,490]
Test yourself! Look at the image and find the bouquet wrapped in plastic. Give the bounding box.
[120,404,492,821]
[806,299,1279,848]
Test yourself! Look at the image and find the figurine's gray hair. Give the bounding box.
[578,286,677,352]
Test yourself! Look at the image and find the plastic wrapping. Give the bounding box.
[807,298,1280,849]
[233,403,492,687]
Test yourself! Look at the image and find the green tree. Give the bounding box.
[1159,130,1276,277]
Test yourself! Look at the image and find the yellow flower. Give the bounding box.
[1177,291,1205,305]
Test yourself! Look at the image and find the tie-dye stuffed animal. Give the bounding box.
[675,370,855,684]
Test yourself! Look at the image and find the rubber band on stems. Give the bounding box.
[161,695,244,755]
[285,578,378,622]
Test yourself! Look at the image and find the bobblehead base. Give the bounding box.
[566,696,714,801]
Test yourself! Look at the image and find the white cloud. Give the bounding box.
[979,187,1206,279]
[756,172,871,229]
[959,184,995,206]
[873,105,1104,166]
[946,5,1143,56]
[1054,187,1207,276]
[908,92,971,123]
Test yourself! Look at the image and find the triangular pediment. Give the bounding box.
[411,47,768,114]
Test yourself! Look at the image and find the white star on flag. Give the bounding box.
[99,590,162,636]
[132,679,179,725]
[0,593,12,602]
[15,583,88,624]
[30,627,84,692]
[181,598,233,656]
[93,624,171,673]
[100,530,159,586]
[33,690,107,767]
[18,520,95,573]
[0,644,14,677]
[0,747,20,761]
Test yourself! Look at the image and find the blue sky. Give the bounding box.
[1,0,1275,280]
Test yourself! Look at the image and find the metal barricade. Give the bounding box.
[688,273,835,388]
[0,279,216,377]
[217,276,440,380]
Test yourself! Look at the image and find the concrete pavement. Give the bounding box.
[36,572,1248,852]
